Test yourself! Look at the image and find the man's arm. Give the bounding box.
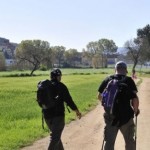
[132,94,140,116]
[128,77,139,116]
[97,77,110,102]
[97,92,102,101]
[62,83,82,119]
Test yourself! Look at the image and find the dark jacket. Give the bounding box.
[43,80,78,119]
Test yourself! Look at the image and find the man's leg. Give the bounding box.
[45,116,65,150]
[103,113,118,150]
[120,118,136,150]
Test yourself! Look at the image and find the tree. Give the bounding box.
[85,39,117,68]
[64,49,80,67]
[137,24,150,44]
[137,24,150,62]
[0,52,6,71]
[98,39,118,67]
[16,40,51,75]
[82,48,92,67]
[98,39,118,54]
[92,54,101,68]
[86,41,101,68]
[51,46,66,67]
[86,41,99,55]
[124,39,142,71]
[42,47,53,69]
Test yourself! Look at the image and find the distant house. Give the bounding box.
[0,37,18,66]
[5,59,15,67]
[107,53,118,64]
[106,47,130,66]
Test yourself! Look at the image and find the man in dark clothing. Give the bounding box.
[43,68,81,150]
[97,61,140,150]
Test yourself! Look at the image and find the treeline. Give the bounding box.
[0,24,150,75]
[0,38,118,75]
[15,38,119,75]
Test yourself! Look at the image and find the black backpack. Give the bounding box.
[37,79,59,109]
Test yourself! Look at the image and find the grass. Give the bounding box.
[0,68,113,77]
[1,66,149,77]
[0,71,109,150]
[0,77,46,150]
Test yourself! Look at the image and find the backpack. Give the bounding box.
[37,79,59,109]
[101,76,128,115]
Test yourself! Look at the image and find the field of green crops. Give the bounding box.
[0,69,111,150]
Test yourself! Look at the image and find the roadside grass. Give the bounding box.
[1,66,149,77]
[0,68,114,77]
[0,72,108,150]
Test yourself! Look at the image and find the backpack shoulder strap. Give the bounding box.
[109,75,115,80]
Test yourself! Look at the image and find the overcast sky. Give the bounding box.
[0,0,150,51]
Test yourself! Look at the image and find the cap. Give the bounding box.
[115,61,127,69]
[50,68,62,78]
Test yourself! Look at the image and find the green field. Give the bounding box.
[0,68,113,77]
[0,69,111,150]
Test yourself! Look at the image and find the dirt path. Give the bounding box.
[21,78,150,150]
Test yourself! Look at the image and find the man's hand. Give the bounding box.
[75,110,82,119]
[97,92,102,101]
[132,97,139,116]
[134,108,140,116]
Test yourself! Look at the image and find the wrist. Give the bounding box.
[134,108,140,116]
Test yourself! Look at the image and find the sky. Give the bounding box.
[0,0,150,51]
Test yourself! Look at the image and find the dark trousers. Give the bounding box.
[104,113,136,150]
[45,116,65,150]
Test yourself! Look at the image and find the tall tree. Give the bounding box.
[51,46,66,67]
[137,24,150,62]
[86,41,101,68]
[82,48,92,67]
[0,52,6,71]
[137,24,150,44]
[98,39,118,54]
[98,39,118,67]
[16,40,51,75]
[85,39,117,68]
[86,41,99,55]
[124,39,142,71]
[64,49,80,67]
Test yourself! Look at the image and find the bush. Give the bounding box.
[39,65,47,71]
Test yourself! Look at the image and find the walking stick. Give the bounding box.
[101,138,105,150]
[135,116,137,150]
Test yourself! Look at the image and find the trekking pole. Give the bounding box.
[41,110,46,130]
[135,116,137,150]
[101,138,105,150]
